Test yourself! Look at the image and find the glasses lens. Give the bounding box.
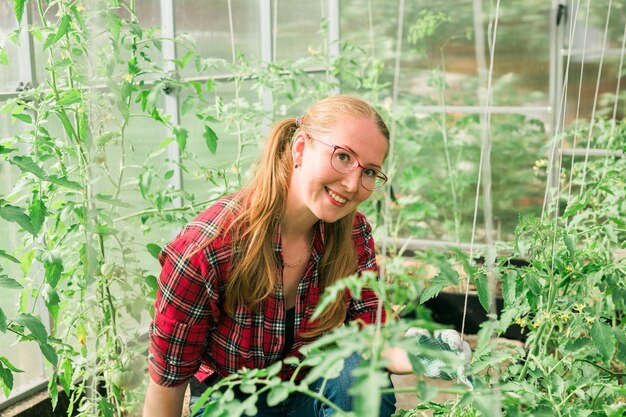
[373,175,387,189]
[331,148,358,173]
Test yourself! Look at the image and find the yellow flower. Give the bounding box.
[573,303,585,313]
[122,73,133,83]
[565,265,574,272]
[308,46,320,56]
[585,316,595,324]
[514,318,526,327]
[533,318,542,328]
[76,4,85,12]
[561,313,570,322]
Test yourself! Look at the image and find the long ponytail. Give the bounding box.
[224,118,297,314]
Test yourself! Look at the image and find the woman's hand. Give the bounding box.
[382,328,473,387]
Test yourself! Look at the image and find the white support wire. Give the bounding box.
[462,0,501,335]
[610,19,626,124]
[565,0,591,200]
[578,0,614,196]
[543,0,582,220]
[461,1,503,412]
[380,0,405,284]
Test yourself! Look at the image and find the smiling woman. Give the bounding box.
[143,95,401,417]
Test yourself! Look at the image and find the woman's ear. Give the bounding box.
[291,131,307,167]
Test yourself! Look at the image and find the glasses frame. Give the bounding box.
[305,133,388,191]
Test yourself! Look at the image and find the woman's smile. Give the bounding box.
[325,186,349,206]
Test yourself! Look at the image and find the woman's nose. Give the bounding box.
[341,168,362,193]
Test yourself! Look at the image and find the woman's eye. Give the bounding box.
[363,169,377,178]
[336,152,352,163]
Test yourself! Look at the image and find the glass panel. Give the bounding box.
[29,1,163,87]
[563,57,625,123]
[0,113,47,402]
[180,80,261,200]
[0,2,21,93]
[175,0,261,78]
[274,0,325,61]
[377,111,546,243]
[340,0,551,108]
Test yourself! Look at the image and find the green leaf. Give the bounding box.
[265,361,282,378]
[475,272,491,313]
[502,270,516,306]
[48,376,58,410]
[591,320,616,363]
[471,392,500,417]
[44,257,63,288]
[59,357,73,394]
[145,275,157,298]
[44,285,60,322]
[203,125,218,155]
[0,356,23,373]
[563,234,576,256]
[54,15,72,43]
[39,342,58,366]
[173,125,188,152]
[416,380,438,402]
[11,112,32,124]
[525,274,542,295]
[14,313,48,343]
[29,196,47,236]
[146,243,162,260]
[47,175,82,190]
[562,201,584,218]
[0,204,35,235]
[55,110,76,139]
[57,90,82,106]
[0,250,19,263]
[0,48,8,65]
[266,383,291,407]
[563,337,591,353]
[0,306,6,333]
[419,262,459,305]
[14,0,26,24]
[43,33,56,50]
[0,275,23,289]
[0,144,17,154]
[0,364,14,394]
[10,155,47,179]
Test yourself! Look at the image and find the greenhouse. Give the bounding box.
[0,0,625,416]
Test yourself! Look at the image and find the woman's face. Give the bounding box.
[290,116,388,223]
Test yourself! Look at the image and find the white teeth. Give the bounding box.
[327,189,347,204]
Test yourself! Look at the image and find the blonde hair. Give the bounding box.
[223,95,389,338]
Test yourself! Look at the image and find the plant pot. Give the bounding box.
[424,291,526,341]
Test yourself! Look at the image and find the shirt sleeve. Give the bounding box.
[148,236,220,387]
[346,213,387,325]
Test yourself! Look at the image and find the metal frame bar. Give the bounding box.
[259,0,274,133]
[160,0,183,209]
[563,47,626,57]
[559,147,623,157]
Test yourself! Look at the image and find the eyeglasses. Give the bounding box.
[306,134,388,191]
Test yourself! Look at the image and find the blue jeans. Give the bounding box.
[189,353,396,416]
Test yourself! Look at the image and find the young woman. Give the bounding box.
[143,95,412,417]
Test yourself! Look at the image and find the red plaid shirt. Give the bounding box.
[148,194,385,387]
